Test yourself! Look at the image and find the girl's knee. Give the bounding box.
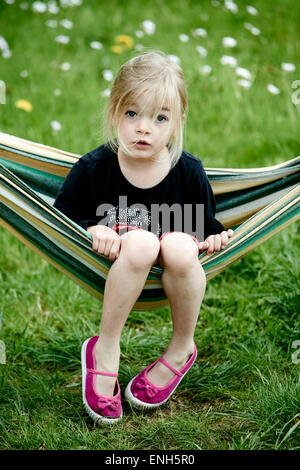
[159,233,199,271]
[121,229,160,267]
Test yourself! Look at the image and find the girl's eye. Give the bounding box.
[126,111,136,117]
[157,115,167,122]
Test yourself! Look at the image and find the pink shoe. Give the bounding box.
[81,336,122,423]
[125,343,197,409]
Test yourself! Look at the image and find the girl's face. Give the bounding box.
[116,96,175,163]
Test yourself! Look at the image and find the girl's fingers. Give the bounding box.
[206,236,215,255]
[227,229,234,237]
[198,241,209,251]
[213,234,222,252]
[220,231,228,249]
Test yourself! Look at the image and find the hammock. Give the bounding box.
[0,132,299,311]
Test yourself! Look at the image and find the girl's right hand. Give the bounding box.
[87,225,121,263]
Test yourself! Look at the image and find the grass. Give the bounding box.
[0,0,300,450]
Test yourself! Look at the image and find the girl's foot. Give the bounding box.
[146,343,194,386]
[94,339,120,396]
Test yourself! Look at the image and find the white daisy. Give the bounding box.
[167,54,181,64]
[50,120,62,131]
[53,88,62,96]
[222,36,237,48]
[200,65,212,76]
[20,2,29,9]
[60,19,73,29]
[103,70,113,81]
[196,45,207,57]
[192,28,207,38]
[267,84,280,95]
[135,44,144,51]
[179,34,189,42]
[60,62,71,71]
[101,89,111,98]
[90,41,103,50]
[20,70,29,78]
[281,62,296,72]
[141,20,156,35]
[220,55,237,67]
[135,30,144,38]
[0,37,9,51]
[224,0,238,13]
[211,0,220,6]
[55,35,70,44]
[48,1,59,14]
[237,79,252,88]
[32,1,47,13]
[243,22,261,36]
[5,0,14,4]
[235,67,252,80]
[2,49,12,59]
[45,19,58,27]
[246,5,258,15]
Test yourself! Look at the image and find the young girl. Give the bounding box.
[54,51,233,424]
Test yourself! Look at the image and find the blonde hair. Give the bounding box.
[102,50,188,168]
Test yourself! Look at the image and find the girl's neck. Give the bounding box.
[117,146,171,171]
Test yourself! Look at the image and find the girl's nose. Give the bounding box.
[136,117,151,134]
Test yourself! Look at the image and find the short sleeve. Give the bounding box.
[192,160,224,239]
[53,157,98,230]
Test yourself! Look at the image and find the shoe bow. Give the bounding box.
[97,397,119,411]
[136,376,158,398]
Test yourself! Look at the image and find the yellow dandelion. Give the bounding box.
[115,35,134,50]
[110,44,124,54]
[15,99,33,112]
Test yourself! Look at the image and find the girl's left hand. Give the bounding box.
[198,229,234,254]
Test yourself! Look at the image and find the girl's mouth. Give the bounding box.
[134,140,150,148]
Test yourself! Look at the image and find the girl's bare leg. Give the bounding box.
[147,233,206,386]
[94,230,160,397]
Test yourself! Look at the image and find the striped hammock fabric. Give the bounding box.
[0,132,299,310]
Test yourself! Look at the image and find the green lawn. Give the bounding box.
[0,0,299,450]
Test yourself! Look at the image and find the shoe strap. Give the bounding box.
[158,357,183,377]
[87,368,118,377]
